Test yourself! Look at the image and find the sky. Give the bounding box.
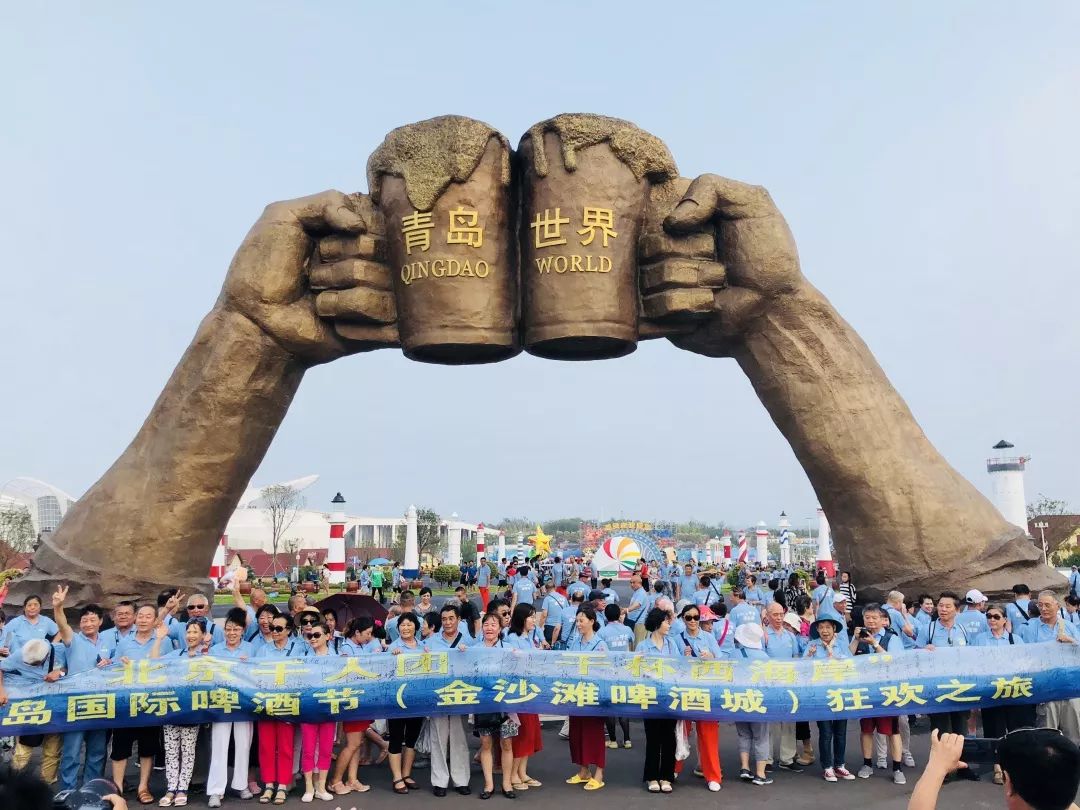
[2,3,1078,529]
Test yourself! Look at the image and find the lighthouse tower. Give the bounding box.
[755,521,769,566]
[987,440,1030,534]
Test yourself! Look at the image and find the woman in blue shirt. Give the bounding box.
[472,612,516,799]
[206,608,255,807]
[565,607,608,790]
[505,604,543,791]
[253,614,308,804]
[386,613,424,794]
[330,615,386,797]
[639,607,683,793]
[2,594,59,657]
[676,603,723,791]
[976,603,1035,780]
[804,618,854,782]
[151,618,207,806]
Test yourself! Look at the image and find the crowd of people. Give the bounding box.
[0,557,1077,806]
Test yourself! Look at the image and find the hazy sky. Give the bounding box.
[2,3,1077,529]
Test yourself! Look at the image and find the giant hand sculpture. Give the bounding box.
[11,116,1060,608]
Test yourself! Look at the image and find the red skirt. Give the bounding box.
[343,720,372,734]
[511,713,543,757]
[569,716,606,768]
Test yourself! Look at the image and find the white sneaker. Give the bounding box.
[835,766,856,781]
[707,781,721,792]
[301,790,314,803]
[238,789,254,800]
[207,798,222,809]
[893,770,907,785]
[857,765,873,779]
[903,752,916,768]
[314,790,333,801]
[823,768,838,782]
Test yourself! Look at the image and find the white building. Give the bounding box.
[0,477,77,535]
[986,440,1030,534]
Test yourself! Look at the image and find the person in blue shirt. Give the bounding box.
[564,606,608,790]
[476,556,492,609]
[1,594,59,657]
[731,623,772,785]
[626,574,650,647]
[912,594,935,628]
[728,588,759,628]
[205,608,255,806]
[809,571,831,613]
[976,603,1036,771]
[566,572,591,600]
[1065,595,1080,627]
[510,566,537,610]
[694,574,725,607]
[98,600,137,652]
[959,589,990,642]
[384,613,425,794]
[761,602,803,774]
[744,574,768,608]
[0,633,64,785]
[1023,591,1080,644]
[51,586,112,793]
[852,603,908,783]
[884,591,918,649]
[504,604,544,790]
[341,614,383,655]
[803,618,855,781]
[1069,566,1080,598]
[700,605,736,655]
[596,603,634,750]
[168,593,223,648]
[554,592,585,648]
[246,603,279,655]
[541,582,569,646]
[638,608,684,794]
[422,604,472,796]
[676,564,698,604]
[599,578,619,605]
[1005,584,1034,631]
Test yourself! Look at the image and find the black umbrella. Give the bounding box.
[314,594,388,627]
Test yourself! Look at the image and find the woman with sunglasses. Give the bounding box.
[976,603,1035,783]
[564,606,607,791]
[675,604,723,791]
[471,612,516,799]
[329,616,385,797]
[293,609,321,648]
[299,621,336,802]
[248,604,279,656]
[206,608,255,808]
[386,612,425,795]
[253,614,305,804]
[504,604,544,792]
[151,617,209,807]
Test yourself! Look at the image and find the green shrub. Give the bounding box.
[432,565,461,588]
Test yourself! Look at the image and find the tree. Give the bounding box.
[394,507,442,562]
[1027,494,1071,520]
[0,504,35,553]
[261,485,305,575]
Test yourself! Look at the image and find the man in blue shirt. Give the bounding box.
[1069,566,1080,598]
[168,593,223,647]
[851,603,908,783]
[884,591,917,649]
[510,566,537,609]
[567,572,591,600]
[52,586,113,792]
[959,589,990,642]
[600,578,619,605]
[556,592,586,648]
[676,563,698,604]
[598,604,634,651]
[1023,591,1080,644]
[728,588,759,627]
[541,581,569,645]
[626,574,650,647]
[551,556,564,588]
[476,556,492,610]
[1006,584,1033,631]
[762,602,801,771]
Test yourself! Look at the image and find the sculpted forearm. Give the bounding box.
[35,308,304,601]
[733,282,1039,595]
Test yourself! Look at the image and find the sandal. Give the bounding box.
[524,778,542,788]
[393,779,410,795]
[565,774,588,785]
[403,778,420,790]
[328,782,351,796]
[511,782,529,791]
[272,787,287,805]
[259,786,274,804]
[660,780,673,793]
[158,793,175,808]
[173,793,188,808]
[584,779,604,791]
[138,789,155,805]
[647,781,661,793]
[347,782,371,793]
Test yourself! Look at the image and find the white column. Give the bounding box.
[447,512,461,566]
[497,531,506,562]
[755,520,769,566]
[816,507,835,576]
[404,505,419,578]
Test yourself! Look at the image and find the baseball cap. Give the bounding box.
[965,589,988,604]
[587,590,607,601]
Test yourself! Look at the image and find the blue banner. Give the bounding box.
[3,646,1078,735]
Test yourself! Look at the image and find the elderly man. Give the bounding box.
[885,591,918,650]
[425,604,473,796]
[168,593,223,647]
[0,636,64,783]
[762,602,802,774]
[1023,591,1080,743]
[232,580,269,641]
[853,603,908,784]
[626,574,650,647]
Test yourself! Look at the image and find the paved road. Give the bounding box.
[114,718,1024,810]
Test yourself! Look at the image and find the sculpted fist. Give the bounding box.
[221,190,397,365]
[642,174,802,357]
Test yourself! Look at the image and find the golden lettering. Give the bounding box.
[431,258,445,277]
[475,260,490,277]
[402,259,494,285]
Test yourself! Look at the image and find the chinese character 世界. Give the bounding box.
[446,207,483,248]
[578,207,617,247]
[191,689,241,714]
[402,211,435,255]
[811,659,857,684]
[185,658,235,684]
[610,684,658,710]
[396,652,448,677]
[434,680,482,707]
[990,677,1034,701]
[314,687,364,713]
[826,688,873,712]
[493,679,541,705]
[551,681,600,708]
[690,660,734,683]
[2,700,51,726]
[936,679,980,704]
[531,208,570,249]
[107,660,166,686]
[749,660,797,685]
[67,694,116,723]
[130,691,181,718]
[720,689,766,714]
[252,692,301,717]
[559,653,612,676]
[668,687,711,712]
[879,683,928,708]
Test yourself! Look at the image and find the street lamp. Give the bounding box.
[1034,521,1050,565]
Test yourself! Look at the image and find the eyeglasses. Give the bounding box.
[271,625,288,632]
[188,604,208,610]
[307,632,324,640]
[986,613,1004,620]
[684,615,700,621]
[299,617,317,625]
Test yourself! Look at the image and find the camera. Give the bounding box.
[53,778,118,810]
[858,628,871,639]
